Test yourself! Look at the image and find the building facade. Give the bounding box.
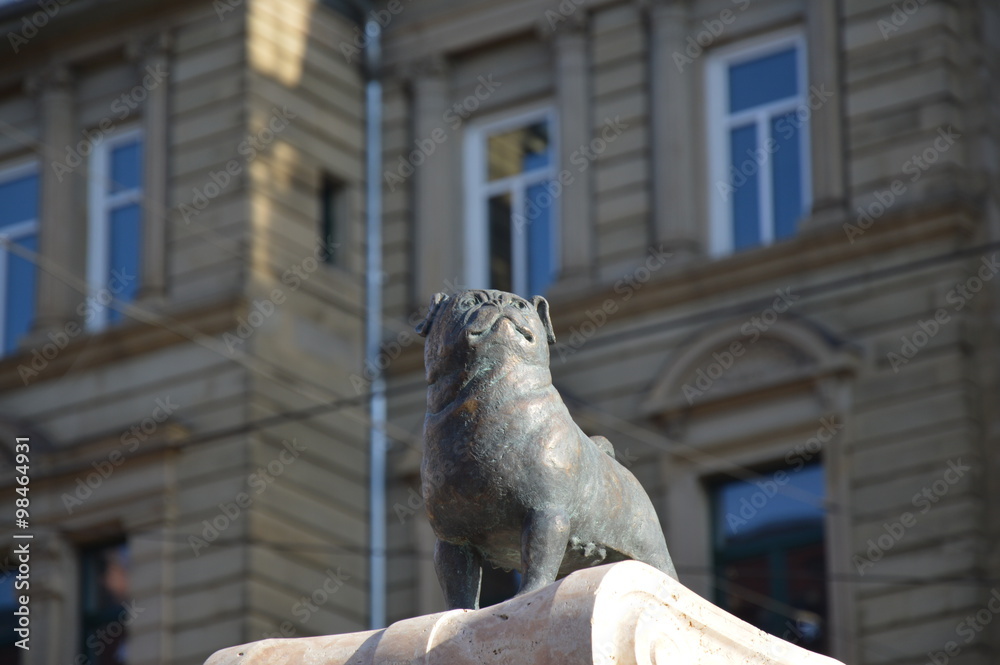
[0,1,998,665]
[0,0,373,663]
[377,2,1000,665]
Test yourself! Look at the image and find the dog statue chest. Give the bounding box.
[422,387,578,528]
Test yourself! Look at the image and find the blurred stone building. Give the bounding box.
[0,0,998,665]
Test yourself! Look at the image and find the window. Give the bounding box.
[88,129,143,331]
[465,108,558,297]
[80,540,130,665]
[0,162,39,355]
[0,553,21,664]
[320,175,347,267]
[706,32,810,255]
[711,462,828,654]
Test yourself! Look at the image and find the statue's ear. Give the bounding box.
[415,292,450,337]
[531,295,556,345]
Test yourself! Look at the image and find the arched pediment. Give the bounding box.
[643,316,859,418]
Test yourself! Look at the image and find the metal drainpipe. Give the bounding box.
[362,17,387,630]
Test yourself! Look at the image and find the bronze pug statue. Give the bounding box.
[416,289,677,609]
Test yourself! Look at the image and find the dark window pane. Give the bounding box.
[712,462,828,656]
[715,463,825,545]
[5,233,37,353]
[321,177,347,266]
[110,140,142,193]
[488,193,512,292]
[730,124,760,251]
[784,541,828,653]
[525,181,554,296]
[719,553,772,629]
[107,203,142,324]
[488,122,549,181]
[0,173,38,226]
[770,112,803,241]
[729,48,798,113]
[80,541,130,665]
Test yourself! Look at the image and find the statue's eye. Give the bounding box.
[513,300,529,311]
[458,295,480,311]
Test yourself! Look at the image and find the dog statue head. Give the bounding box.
[415,289,556,387]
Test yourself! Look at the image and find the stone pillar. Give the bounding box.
[139,31,171,301]
[802,1,846,229]
[648,0,701,256]
[34,65,81,330]
[550,15,594,286]
[409,54,457,303]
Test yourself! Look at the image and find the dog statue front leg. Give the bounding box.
[517,508,570,596]
[434,540,483,609]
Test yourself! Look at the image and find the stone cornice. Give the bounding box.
[384,198,981,380]
[0,296,244,393]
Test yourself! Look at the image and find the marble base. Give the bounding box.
[204,561,844,665]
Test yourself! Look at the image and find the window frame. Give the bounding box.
[705,29,811,256]
[0,159,40,354]
[86,127,143,332]
[463,104,560,296]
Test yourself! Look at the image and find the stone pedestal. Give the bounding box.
[204,561,843,665]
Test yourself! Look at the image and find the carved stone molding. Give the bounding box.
[204,561,844,665]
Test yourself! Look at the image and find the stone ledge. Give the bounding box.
[205,561,844,665]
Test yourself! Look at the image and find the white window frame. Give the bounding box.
[87,127,143,331]
[463,105,559,296]
[706,29,811,257]
[0,160,39,353]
